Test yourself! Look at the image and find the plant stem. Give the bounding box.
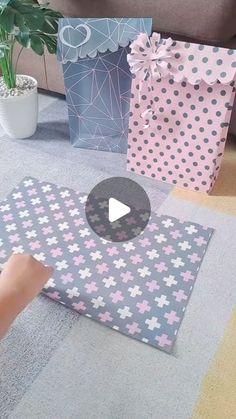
[0,29,16,89]
[15,45,23,74]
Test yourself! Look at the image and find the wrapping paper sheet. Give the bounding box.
[0,178,214,353]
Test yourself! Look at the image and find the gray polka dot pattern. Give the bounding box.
[127,35,236,193]
[156,39,236,85]
[127,75,236,193]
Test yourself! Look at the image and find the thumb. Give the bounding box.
[42,265,54,282]
[45,265,54,278]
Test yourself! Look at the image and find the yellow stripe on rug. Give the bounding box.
[172,136,236,216]
[192,309,236,419]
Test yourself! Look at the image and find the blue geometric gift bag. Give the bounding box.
[57,18,152,153]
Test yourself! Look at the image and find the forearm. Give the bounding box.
[0,276,27,340]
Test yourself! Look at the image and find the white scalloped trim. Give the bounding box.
[128,34,236,86]
[58,18,152,63]
[166,72,236,86]
[168,41,236,85]
[60,35,145,63]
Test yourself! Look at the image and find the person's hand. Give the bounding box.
[0,254,53,302]
[0,254,53,339]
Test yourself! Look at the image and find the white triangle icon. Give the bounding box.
[108,197,131,223]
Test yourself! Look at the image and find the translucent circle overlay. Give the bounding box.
[85,177,151,242]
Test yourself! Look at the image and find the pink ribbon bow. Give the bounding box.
[127,32,174,127]
[128,32,173,81]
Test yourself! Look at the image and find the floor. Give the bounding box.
[0,92,236,419]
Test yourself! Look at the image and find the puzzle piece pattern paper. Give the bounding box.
[0,178,213,353]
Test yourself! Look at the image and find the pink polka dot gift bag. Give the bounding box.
[126,33,236,193]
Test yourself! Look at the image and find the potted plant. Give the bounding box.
[0,0,62,138]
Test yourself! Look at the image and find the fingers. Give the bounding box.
[2,253,54,285]
[34,260,54,285]
[24,255,54,276]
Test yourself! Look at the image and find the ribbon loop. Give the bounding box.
[141,109,154,129]
[127,32,174,128]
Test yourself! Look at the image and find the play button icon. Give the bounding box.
[85,177,151,242]
[108,198,131,223]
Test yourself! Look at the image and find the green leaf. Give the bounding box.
[41,9,63,19]
[39,8,62,34]
[0,0,62,57]
[0,0,11,10]
[13,3,44,30]
[16,30,30,47]
[0,5,15,32]
[41,18,58,34]
[0,42,10,58]
[31,32,57,54]
[30,34,44,55]
[14,10,26,31]
[42,34,57,53]
[20,0,39,4]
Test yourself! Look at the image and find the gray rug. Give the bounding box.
[0,93,171,418]
[0,295,79,418]
[0,94,236,419]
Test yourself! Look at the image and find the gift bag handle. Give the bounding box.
[59,24,92,49]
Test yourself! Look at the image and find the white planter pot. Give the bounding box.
[0,75,38,139]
